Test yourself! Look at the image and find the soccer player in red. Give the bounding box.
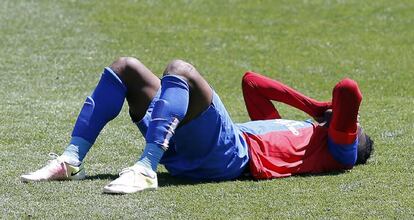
[240,71,374,179]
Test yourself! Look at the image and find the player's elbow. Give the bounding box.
[241,71,259,88]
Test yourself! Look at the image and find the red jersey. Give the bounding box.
[237,119,352,179]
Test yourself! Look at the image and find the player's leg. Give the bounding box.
[137,59,212,170]
[21,57,160,182]
[103,59,213,194]
[241,71,331,120]
[327,78,362,166]
[64,57,160,163]
[110,57,161,123]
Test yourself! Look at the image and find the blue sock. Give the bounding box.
[62,67,126,163]
[136,75,189,171]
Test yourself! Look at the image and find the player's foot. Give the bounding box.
[21,153,85,182]
[103,164,158,194]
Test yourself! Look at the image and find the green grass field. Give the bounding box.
[1,0,413,218]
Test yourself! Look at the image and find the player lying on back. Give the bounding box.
[21,57,374,194]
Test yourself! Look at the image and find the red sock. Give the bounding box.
[329,78,362,145]
[242,71,331,120]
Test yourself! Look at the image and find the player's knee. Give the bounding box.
[164,59,197,82]
[111,57,132,72]
[110,57,145,80]
[242,71,259,89]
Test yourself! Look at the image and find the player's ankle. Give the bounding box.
[135,159,156,172]
[59,153,82,166]
[136,143,164,171]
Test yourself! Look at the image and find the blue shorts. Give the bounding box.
[137,89,249,181]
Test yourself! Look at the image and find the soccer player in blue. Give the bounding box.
[21,57,373,194]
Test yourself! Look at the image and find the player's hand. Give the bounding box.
[315,109,332,126]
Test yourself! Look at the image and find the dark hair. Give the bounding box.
[355,131,374,165]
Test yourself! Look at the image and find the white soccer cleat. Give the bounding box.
[21,153,86,182]
[103,164,158,194]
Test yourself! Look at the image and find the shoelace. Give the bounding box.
[34,153,66,176]
[119,167,137,176]
[119,166,154,178]
[39,153,60,169]
[48,152,59,159]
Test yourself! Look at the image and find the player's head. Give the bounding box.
[355,126,374,165]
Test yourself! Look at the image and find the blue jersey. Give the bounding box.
[137,90,249,181]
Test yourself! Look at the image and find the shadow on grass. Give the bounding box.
[157,172,216,187]
[294,170,347,178]
[157,169,350,187]
[85,169,348,187]
[85,172,211,187]
[85,173,119,180]
[84,172,247,187]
